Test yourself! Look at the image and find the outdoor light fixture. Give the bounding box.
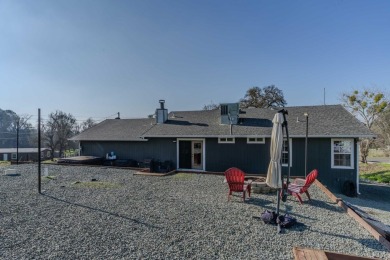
[297,113,309,177]
[304,113,309,177]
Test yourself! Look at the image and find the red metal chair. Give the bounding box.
[224,167,252,202]
[287,169,318,204]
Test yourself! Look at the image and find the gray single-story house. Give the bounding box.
[70,101,373,193]
[0,148,51,162]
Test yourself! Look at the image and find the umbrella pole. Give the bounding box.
[280,109,290,202]
[276,109,290,233]
[276,188,282,233]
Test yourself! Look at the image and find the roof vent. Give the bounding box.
[159,100,165,109]
[156,100,168,124]
[220,103,239,125]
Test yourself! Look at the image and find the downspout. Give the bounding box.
[228,112,233,135]
[356,140,360,195]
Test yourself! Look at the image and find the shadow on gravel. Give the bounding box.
[42,193,160,229]
[343,182,390,212]
[302,199,343,213]
[308,228,389,252]
[3,173,21,177]
[244,197,273,207]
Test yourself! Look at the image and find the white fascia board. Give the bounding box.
[288,135,375,138]
[143,134,374,138]
[77,139,149,142]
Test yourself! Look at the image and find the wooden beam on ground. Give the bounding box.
[315,181,390,252]
[293,247,378,260]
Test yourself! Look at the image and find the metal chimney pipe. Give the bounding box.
[159,100,165,109]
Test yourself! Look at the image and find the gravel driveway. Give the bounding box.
[1,165,389,259]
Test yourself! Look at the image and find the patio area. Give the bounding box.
[1,165,389,259]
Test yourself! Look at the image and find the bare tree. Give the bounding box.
[42,122,57,160]
[373,107,390,149]
[44,111,77,159]
[202,101,219,110]
[76,118,96,133]
[240,85,287,108]
[341,90,389,163]
[0,109,34,148]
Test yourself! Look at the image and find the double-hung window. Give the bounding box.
[282,139,292,167]
[331,139,354,169]
[247,137,265,144]
[218,137,235,144]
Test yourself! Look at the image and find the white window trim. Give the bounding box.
[218,137,235,144]
[331,138,354,169]
[11,153,17,160]
[247,137,265,144]
[282,138,292,167]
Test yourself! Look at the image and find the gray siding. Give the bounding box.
[81,137,357,193]
[205,138,270,174]
[0,152,50,162]
[282,138,358,192]
[81,138,177,168]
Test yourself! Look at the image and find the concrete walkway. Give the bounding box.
[367,157,390,164]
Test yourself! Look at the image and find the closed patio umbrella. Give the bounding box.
[266,112,284,189]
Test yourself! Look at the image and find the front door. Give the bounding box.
[191,141,203,170]
[3,154,8,161]
[179,141,192,169]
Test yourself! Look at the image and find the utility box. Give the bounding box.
[220,103,239,125]
[4,169,16,175]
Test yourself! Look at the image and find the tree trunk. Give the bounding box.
[360,139,371,163]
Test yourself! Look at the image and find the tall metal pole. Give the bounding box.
[38,109,41,194]
[276,109,290,233]
[324,88,326,105]
[280,110,291,191]
[304,113,309,177]
[16,120,19,165]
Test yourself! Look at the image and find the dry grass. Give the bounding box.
[172,173,195,180]
[0,161,11,166]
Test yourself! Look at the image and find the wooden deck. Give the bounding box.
[293,247,377,260]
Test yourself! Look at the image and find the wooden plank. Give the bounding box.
[293,247,308,260]
[313,249,328,260]
[293,247,378,260]
[306,248,319,260]
[315,180,390,252]
[314,180,341,203]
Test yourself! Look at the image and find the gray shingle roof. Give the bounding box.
[70,105,374,141]
[70,118,154,141]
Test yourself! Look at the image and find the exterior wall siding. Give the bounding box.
[81,137,357,193]
[80,139,177,168]
[0,152,50,162]
[282,138,358,192]
[205,138,270,174]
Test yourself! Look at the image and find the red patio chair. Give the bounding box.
[224,167,252,202]
[286,169,318,204]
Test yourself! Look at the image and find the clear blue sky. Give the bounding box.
[1,0,389,122]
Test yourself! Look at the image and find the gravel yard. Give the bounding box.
[1,165,389,259]
[336,181,390,226]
